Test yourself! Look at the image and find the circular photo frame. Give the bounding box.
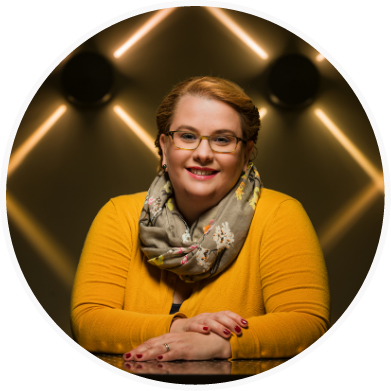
[3,3,388,388]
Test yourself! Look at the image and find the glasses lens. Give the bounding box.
[210,134,237,152]
[173,132,200,148]
[172,131,237,152]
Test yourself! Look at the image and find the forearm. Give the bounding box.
[71,305,183,354]
[229,312,329,359]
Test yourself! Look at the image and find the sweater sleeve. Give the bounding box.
[70,199,180,354]
[230,199,330,359]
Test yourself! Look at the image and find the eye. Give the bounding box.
[179,132,198,142]
[212,135,233,145]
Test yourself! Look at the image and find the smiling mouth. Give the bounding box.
[186,168,219,176]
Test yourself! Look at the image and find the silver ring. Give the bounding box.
[163,343,170,352]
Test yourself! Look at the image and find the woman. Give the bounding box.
[71,76,330,362]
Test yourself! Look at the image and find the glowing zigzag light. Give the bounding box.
[315,109,384,253]
[6,193,76,288]
[113,105,158,158]
[114,8,176,58]
[8,105,67,177]
[315,109,383,189]
[205,7,268,60]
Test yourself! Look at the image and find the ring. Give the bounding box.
[163,343,170,352]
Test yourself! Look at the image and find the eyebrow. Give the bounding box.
[173,125,239,137]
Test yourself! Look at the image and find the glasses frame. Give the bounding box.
[167,130,247,153]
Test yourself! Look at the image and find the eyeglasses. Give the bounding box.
[167,131,246,153]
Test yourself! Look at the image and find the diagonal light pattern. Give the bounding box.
[113,105,159,158]
[6,192,76,289]
[318,182,381,253]
[205,7,268,60]
[315,109,383,189]
[8,105,67,177]
[113,8,176,58]
[315,108,384,253]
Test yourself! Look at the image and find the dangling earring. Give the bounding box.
[162,164,167,171]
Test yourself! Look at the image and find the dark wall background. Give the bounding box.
[6,7,384,337]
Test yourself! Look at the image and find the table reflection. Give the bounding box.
[95,354,289,376]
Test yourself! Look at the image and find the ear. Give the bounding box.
[243,141,254,171]
[159,134,167,165]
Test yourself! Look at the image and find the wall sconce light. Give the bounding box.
[268,54,320,109]
[62,52,114,106]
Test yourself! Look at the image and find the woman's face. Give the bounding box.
[159,95,253,207]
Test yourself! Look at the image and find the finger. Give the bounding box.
[193,312,240,336]
[186,323,211,334]
[128,341,174,362]
[203,319,234,339]
[123,334,172,361]
[156,349,187,362]
[222,310,249,328]
[205,314,243,337]
[122,341,161,361]
[213,312,246,335]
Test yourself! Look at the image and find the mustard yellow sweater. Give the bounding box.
[71,188,330,359]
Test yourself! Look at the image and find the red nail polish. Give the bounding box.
[136,354,143,359]
[136,364,142,369]
[125,353,131,359]
[241,319,248,325]
[157,355,163,359]
[223,329,230,335]
[235,326,241,333]
[158,364,163,368]
[203,326,209,331]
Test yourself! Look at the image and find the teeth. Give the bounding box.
[190,169,215,176]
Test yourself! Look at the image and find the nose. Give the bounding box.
[192,138,214,164]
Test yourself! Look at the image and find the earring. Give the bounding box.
[162,164,167,171]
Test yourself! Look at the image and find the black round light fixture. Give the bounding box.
[268,54,320,109]
[62,52,114,106]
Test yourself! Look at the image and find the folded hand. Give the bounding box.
[170,310,248,338]
[123,331,232,362]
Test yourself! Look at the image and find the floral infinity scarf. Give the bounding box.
[139,162,262,282]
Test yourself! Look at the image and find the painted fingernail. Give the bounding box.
[136,364,142,369]
[158,364,163,368]
[125,353,131,359]
[203,326,209,331]
[223,329,231,335]
[136,354,143,359]
[157,355,163,360]
[235,326,241,333]
[124,362,131,369]
[241,319,248,325]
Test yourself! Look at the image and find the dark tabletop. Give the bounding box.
[95,354,289,384]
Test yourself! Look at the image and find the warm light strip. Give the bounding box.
[114,8,175,58]
[315,109,383,187]
[259,108,267,119]
[6,193,75,289]
[8,105,67,177]
[113,105,158,158]
[205,7,268,60]
[318,183,381,253]
[316,53,325,62]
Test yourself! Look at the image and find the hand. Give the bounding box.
[123,331,232,362]
[170,310,248,339]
